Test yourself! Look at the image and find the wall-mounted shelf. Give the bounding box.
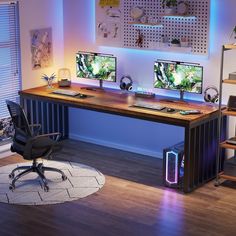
[220,141,236,150]
[160,14,196,18]
[223,79,236,84]
[223,44,236,50]
[218,173,236,181]
[222,109,236,116]
[128,22,163,27]
[153,45,192,53]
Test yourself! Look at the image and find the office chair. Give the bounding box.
[6,100,67,192]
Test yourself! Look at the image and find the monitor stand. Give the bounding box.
[81,80,104,91]
[160,89,188,104]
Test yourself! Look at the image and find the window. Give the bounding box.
[0,1,21,120]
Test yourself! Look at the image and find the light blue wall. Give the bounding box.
[69,108,184,158]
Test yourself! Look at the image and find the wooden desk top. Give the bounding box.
[19,83,219,128]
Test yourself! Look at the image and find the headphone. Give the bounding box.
[204,86,219,103]
[120,75,133,91]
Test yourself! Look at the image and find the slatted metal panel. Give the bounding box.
[21,98,69,140]
[183,116,226,192]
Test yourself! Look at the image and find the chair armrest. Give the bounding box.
[34,132,61,141]
[29,124,41,128]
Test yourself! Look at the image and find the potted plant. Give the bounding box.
[162,0,177,14]
[41,73,56,88]
[170,38,180,47]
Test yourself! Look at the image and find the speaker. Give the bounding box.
[163,142,184,188]
[204,86,219,103]
[120,75,133,91]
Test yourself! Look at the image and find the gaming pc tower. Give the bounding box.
[163,141,184,188]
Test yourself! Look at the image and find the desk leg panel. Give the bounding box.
[183,117,220,193]
[21,98,69,139]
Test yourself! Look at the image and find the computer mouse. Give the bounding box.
[167,108,175,112]
[79,94,87,98]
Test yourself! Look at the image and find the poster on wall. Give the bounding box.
[96,0,123,47]
[30,27,53,70]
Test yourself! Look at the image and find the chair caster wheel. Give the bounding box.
[43,185,49,192]
[9,173,15,179]
[9,184,15,191]
[62,175,67,181]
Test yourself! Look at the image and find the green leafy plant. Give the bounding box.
[162,0,177,8]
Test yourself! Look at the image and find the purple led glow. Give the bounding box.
[165,151,178,184]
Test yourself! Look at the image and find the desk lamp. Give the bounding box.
[58,68,71,87]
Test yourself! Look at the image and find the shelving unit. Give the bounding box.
[216,44,236,185]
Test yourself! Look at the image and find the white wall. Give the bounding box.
[15,0,64,89]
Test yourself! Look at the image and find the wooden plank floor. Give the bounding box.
[0,139,236,236]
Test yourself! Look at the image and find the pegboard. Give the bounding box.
[96,0,210,55]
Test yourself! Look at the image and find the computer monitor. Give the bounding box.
[76,52,117,90]
[154,60,203,100]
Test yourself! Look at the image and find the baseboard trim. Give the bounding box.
[70,134,163,159]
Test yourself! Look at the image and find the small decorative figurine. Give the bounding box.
[136,29,144,48]
[230,25,236,44]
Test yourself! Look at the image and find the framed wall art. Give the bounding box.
[30,27,53,69]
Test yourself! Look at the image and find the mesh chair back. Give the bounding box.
[6,100,32,153]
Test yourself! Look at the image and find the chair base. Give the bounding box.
[9,159,67,192]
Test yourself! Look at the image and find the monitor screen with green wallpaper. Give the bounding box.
[76,52,116,89]
[154,60,203,100]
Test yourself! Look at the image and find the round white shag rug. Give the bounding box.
[0,160,105,205]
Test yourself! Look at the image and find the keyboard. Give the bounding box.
[132,101,166,111]
[52,89,80,97]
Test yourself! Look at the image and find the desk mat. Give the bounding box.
[130,105,181,114]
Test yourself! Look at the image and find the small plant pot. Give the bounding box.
[165,7,176,14]
[170,43,180,47]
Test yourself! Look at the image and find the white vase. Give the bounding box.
[180,41,189,47]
